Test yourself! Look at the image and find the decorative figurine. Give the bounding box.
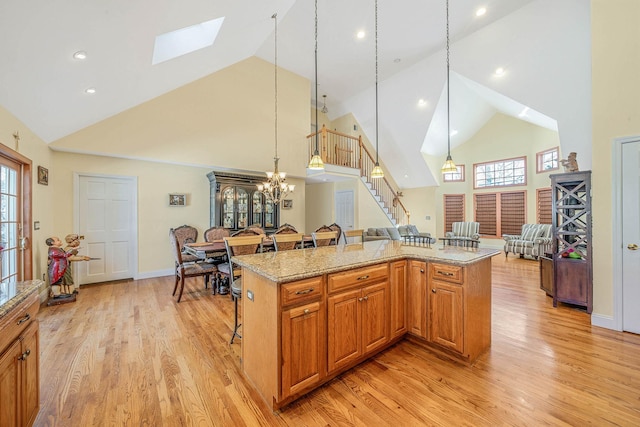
[46,234,91,304]
[561,152,579,173]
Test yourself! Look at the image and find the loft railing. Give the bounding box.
[307,125,410,225]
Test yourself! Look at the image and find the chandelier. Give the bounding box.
[371,0,384,179]
[258,13,295,204]
[441,0,457,173]
[308,0,325,170]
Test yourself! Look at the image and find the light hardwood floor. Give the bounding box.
[34,256,640,426]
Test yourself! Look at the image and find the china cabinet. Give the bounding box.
[207,171,279,233]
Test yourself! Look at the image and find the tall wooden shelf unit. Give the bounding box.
[550,171,592,313]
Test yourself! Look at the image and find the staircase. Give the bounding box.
[307,125,410,226]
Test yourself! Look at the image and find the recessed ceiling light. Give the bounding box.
[450,130,458,137]
[418,99,427,107]
[476,7,487,17]
[495,67,505,76]
[356,30,366,39]
[152,17,225,65]
[73,51,87,60]
[404,174,409,179]
[85,87,96,94]
[394,58,401,63]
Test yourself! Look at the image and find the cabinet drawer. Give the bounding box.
[0,292,39,354]
[281,277,323,307]
[328,264,388,293]
[430,263,463,284]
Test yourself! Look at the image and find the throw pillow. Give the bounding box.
[409,224,420,236]
[387,227,401,240]
[377,228,391,237]
[521,226,539,241]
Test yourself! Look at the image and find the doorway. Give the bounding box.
[74,174,137,285]
[335,190,355,234]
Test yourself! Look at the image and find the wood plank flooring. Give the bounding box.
[34,256,640,426]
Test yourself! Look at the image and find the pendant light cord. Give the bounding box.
[273,13,279,163]
[375,0,379,165]
[446,0,451,157]
[314,0,319,154]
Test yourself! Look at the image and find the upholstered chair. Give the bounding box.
[169,228,217,302]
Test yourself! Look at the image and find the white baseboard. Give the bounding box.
[590,313,619,331]
[136,269,173,280]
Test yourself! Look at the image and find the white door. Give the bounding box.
[76,174,137,285]
[335,190,355,234]
[622,140,640,333]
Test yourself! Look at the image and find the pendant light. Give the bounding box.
[370,0,384,179]
[441,0,457,173]
[308,0,325,170]
[257,13,295,204]
[321,94,328,114]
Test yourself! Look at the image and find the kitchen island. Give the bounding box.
[233,240,500,410]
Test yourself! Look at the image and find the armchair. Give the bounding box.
[503,224,552,259]
[445,222,480,246]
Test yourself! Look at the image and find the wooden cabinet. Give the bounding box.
[280,277,325,400]
[0,292,40,427]
[427,261,492,363]
[539,254,553,296]
[327,265,389,374]
[207,171,279,232]
[407,260,427,339]
[551,171,592,313]
[389,261,407,339]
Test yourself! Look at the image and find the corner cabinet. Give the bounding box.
[207,171,279,233]
[550,171,592,313]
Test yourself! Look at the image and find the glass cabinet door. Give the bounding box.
[237,188,249,229]
[222,187,235,229]
[252,192,263,226]
[265,199,275,229]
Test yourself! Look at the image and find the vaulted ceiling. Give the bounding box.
[0,0,590,188]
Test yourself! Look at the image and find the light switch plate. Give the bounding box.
[247,289,254,301]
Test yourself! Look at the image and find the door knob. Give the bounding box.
[628,243,639,250]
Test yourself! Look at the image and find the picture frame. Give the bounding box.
[38,166,49,185]
[282,199,293,209]
[169,193,186,207]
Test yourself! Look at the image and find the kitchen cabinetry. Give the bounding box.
[429,264,464,353]
[281,276,325,399]
[389,261,407,339]
[327,265,389,373]
[550,171,592,313]
[207,171,279,232]
[407,260,427,339]
[0,292,40,427]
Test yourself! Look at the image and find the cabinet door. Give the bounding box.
[251,192,263,227]
[327,289,361,373]
[389,261,407,339]
[281,302,324,399]
[407,260,427,338]
[236,188,249,228]
[361,282,389,355]
[0,339,21,427]
[21,321,39,427]
[222,187,235,229]
[429,280,464,354]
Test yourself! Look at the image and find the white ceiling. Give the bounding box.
[0,0,590,188]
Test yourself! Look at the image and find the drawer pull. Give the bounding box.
[363,295,369,301]
[357,275,370,281]
[303,309,310,315]
[17,313,30,325]
[295,288,315,295]
[437,271,454,276]
[420,269,425,273]
[432,288,437,293]
[358,297,363,302]
[18,349,31,361]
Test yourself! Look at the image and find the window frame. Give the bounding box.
[473,156,527,189]
[474,190,527,238]
[442,164,465,183]
[536,147,560,173]
[443,194,465,234]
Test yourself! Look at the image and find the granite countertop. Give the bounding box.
[233,240,500,283]
[0,280,43,320]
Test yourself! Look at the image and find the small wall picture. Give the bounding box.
[282,199,293,209]
[38,166,48,185]
[169,194,186,207]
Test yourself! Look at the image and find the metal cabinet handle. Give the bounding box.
[358,297,363,302]
[303,309,310,315]
[17,313,30,326]
[18,349,31,361]
[420,269,425,273]
[363,295,369,301]
[357,275,370,281]
[295,288,314,295]
[437,271,454,276]
[432,288,436,293]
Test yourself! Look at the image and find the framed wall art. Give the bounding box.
[38,166,49,185]
[169,193,186,207]
[282,199,293,209]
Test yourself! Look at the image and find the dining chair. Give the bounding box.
[272,232,304,251]
[203,226,231,293]
[169,228,218,302]
[312,230,338,247]
[218,235,264,344]
[172,224,200,264]
[343,229,365,244]
[328,223,343,244]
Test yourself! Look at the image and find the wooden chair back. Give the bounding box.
[343,229,364,244]
[272,233,304,251]
[312,231,338,247]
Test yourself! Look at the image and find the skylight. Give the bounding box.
[152,17,225,65]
